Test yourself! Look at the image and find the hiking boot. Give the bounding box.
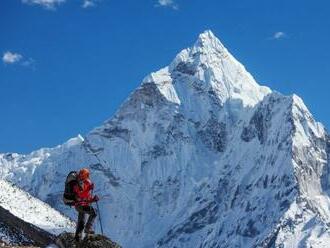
[84,225,95,234]
[74,233,82,242]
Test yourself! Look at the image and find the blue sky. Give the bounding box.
[1,0,330,153]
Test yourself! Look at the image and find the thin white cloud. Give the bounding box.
[156,0,178,10]
[82,0,96,8]
[272,31,286,40]
[2,51,35,69]
[22,0,66,10]
[23,0,99,9]
[2,51,23,64]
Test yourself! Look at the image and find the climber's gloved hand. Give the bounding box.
[93,195,99,202]
[88,183,94,191]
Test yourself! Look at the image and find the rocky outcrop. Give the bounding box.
[55,233,121,248]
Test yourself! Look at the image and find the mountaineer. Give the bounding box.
[63,168,99,241]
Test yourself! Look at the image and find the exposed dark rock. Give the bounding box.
[241,95,284,144]
[3,153,15,161]
[257,227,280,248]
[0,243,38,248]
[198,118,226,152]
[240,219,260,238]
[129,82,169,109]
[89,163,120,187]
[55,232,121,248]
[251,110,268,144]
[148,145,171,159]
[241,107,271,144]
[241,126,256,142]
[82,142,104,155]
[98,127,131,142]
[174,61,196,75]
[0,222,33,246]
[157,201,218,246]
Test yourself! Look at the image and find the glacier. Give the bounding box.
[1,30,330,247]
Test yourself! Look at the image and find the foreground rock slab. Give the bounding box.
[55,233,121,248]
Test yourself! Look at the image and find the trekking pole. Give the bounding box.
[91,187,104,236]
[95,201,104,236]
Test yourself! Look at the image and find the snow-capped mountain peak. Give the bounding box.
[1,30,330,248]
[165,30,272,108]
[193,30,227,53]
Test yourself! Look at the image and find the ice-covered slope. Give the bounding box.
[0,180,75,245]
[1,30,330,247]
[0,180,75,235]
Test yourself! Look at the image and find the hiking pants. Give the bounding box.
[75,205,97,236]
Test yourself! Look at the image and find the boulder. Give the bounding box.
[55,233,121,248]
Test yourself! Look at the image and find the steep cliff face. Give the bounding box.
[1,30,330,247]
